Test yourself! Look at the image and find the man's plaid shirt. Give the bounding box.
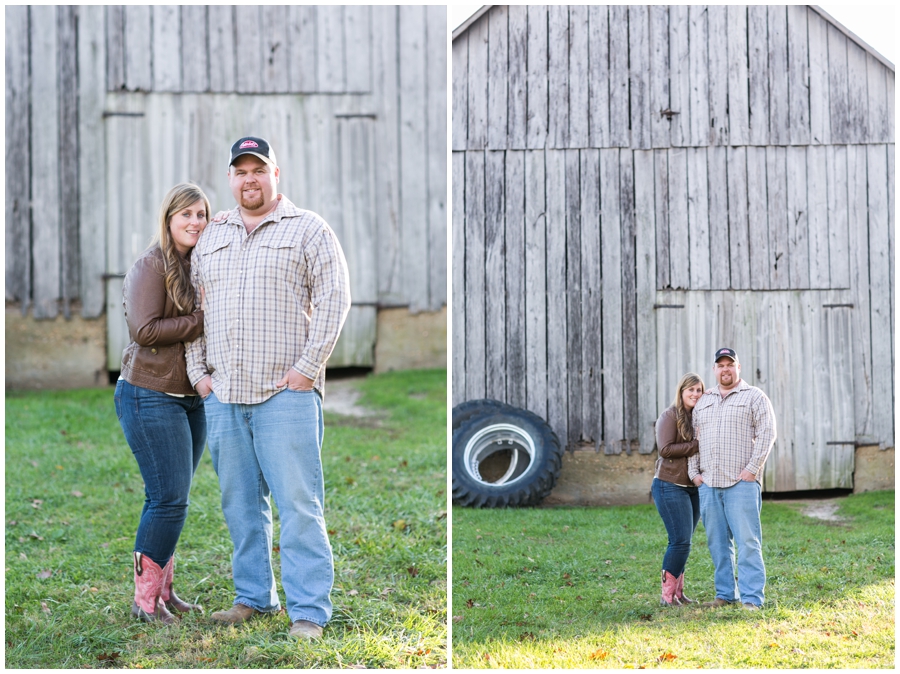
[185,195,350,403]
[687,380,776,487]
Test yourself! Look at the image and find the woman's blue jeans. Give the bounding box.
[114,380,206,565]
[651,478,700,577]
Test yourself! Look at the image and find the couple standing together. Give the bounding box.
[114,136,351,640]
[652,348,776,610]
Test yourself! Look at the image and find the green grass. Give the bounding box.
[5,369,447,668]
[451,491,894,668]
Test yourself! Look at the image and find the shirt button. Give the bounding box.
[151,348,157,354]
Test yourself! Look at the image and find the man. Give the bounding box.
[186,136,350,639]
[688,347,776,611]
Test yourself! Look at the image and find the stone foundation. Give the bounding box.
[853,445,895,494]
[374,306,447,373]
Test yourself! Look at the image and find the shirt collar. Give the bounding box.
[226,194,303,229]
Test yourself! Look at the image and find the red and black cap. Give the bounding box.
[229,136,277,169]
[714,347,738,363]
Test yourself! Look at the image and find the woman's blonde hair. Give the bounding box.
[150,183,210,314]
[672,372,705,441]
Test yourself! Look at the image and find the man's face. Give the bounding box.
[715,357,740,389]
[228,154,279,213]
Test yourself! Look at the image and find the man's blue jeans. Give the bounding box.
[114,380,206,565]
[698,480,766,606]
[204,388,333,627]
[651,478,700,577]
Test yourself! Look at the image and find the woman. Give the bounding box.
[652,372,705,606]
[114,183,210,623]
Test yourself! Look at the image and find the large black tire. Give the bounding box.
[452,401,563,508]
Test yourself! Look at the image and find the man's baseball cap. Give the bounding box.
[229,136,277,168]
[714,347,739,363]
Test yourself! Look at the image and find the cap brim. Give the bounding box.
[230,150,276,167]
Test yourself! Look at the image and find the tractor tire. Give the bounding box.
[451,400,563,508]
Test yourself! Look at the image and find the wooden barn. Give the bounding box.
[6,5,447,386]
[452,5,894,493]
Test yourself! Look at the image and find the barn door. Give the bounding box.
[104,94,377,372]
[655,290,855,492]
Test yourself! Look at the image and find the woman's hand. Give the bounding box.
[211,210,231,223]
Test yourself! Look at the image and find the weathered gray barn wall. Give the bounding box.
[452,5,894,491]
[5,5,446,376]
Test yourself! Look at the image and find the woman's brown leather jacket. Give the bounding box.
[120,246,203,394]
[654,405,699,486]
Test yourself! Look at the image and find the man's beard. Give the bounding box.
[240,192,265,211]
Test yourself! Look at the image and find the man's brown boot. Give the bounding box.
[289,620,324,640]
[210,604,262,625]
[701,597,734,608]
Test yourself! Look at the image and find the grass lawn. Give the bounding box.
[452,491,894,668]
[5,369,447,668]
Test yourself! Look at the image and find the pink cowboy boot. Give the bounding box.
[160,555,203,614]
[674,572,694,604]
[131,551,176,624]
[660,570,683,607]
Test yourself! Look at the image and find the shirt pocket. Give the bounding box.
[201,240,233,288]
[724,399,753,425]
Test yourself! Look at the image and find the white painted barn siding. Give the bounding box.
[452,5,894,491]
[5,5,447,370]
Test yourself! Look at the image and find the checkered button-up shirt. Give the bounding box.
[185,195,350,403]
[687,380,776,487]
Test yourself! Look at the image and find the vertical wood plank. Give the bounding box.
[620,151,638,448]
[826,23,849,145]
[451,32,468,151]
[845,41,868,143]
[649,5,671,148]
[747,5,769,145]
[152,5,182,92]
[588,6,610,148]
[58,6,79,315]
[806,145,829,289]
[208,6,236,92]
[687,147,710,289]
[827,146,850,288]
[427,5,447,310]
[630,5,651,150]
[766,146,790,290]
[451,152,466,405]
[507,5,527,149]
[525,150,547,418]
[399,5,428,312]
[581,150,602,442]
[31,5,60,318]
[786,146,810,289]
[667,5,689,148]
[338,117,377,306]
[505,151,527,408]
[600,149,624,452]
[866,54,888,144]
[667,149,689,289]
[867,145,893,448]
[78,5,107,317]
[787,5,810,144]
[485,151,507,402]
[181,5,209,92]
[465,151,486,401]
[107,6,126,91]
[707,5,728,145]
[124,5,151,91]
[608,5,630,147]
[316,5,345,93]
[634,150,658,452]
[727,6,749,146]
[807,9,830,144]
[747,146,770,289]
[888,144,895,376]
[526,6,548,149]
[654,150,670,289]
[344,5,372,92]
[548,5,569,149]
[568,6,589,148]
[727,146,750,289]
[767,6,789,145]
[707,146,730,289]
[487,6,509,149]
[688,5,709,148]
[566,150,583,442]
[288,6,317,93]
[466,12,488,150]
[546,150,568,446]
[260,5,289,93]
[6,5,31,306]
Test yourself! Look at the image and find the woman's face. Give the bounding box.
[169,199,208,254]
[681,382,703,410]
